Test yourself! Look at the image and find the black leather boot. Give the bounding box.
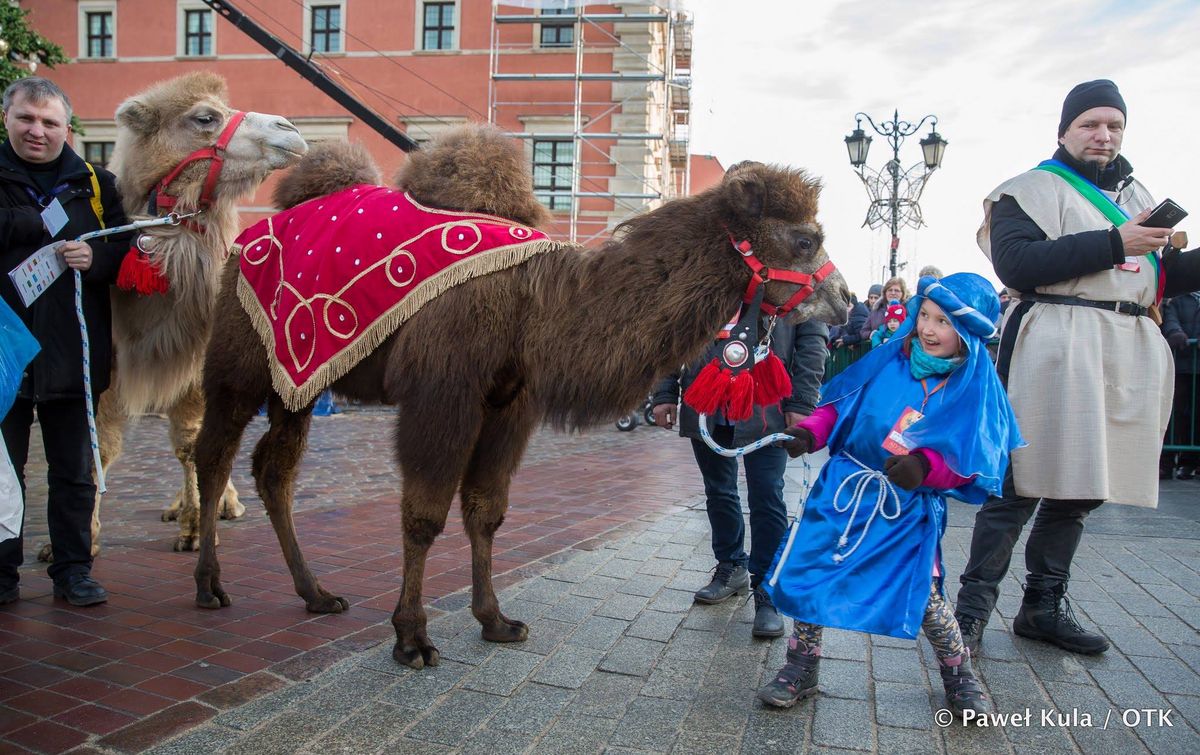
[940,652,991,719]
[955,612,986,656]
[751,585,784,638]
[1013,583,1109,654]
[694,562,749,604]
[756,640,820,708]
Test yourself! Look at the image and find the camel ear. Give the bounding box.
[725,171,766,222]
[115,98,159,136]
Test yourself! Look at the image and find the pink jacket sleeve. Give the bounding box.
[795,404,839,451]
[913,447,975,490]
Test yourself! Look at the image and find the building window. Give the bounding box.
[422,2,455,51]
[83,141,115,170]
[310,5,342,53]
[540,8,574,48]
[532,139,573,211]
[86,11,114,58]
[183,9,213,56]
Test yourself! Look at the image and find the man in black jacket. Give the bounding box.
[0,78,129,607]
[1161,293,1200,478]
[652,317,827,638]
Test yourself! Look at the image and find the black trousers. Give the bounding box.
[955,469,1102,621]
[0,397,97,584]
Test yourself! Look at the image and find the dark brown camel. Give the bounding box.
[191,125,850,669]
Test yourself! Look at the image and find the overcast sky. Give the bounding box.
[685,0,1200,297]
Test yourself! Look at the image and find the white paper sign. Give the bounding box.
[41,197,68,237]
[0,443,21,543]
[8,243,67,307]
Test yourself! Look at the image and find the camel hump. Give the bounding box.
[273,141,382,210]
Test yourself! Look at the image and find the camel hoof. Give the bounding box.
[392,643,439,669]
[161,508,179,522]
[196,590,231,609]
[219,499,246,520]
[173,536,200,552]
[36,543,53,563]
[482,617,529,643]
[305,594,349,614]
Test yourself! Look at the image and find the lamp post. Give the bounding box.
[844,110,947,279]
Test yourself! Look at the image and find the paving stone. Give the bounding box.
[486,682,573,736]
[572,671,645,719]
[461,648,544,696]
[662,628,722,662]
[530,645,606,690]
[307,702,420,755]
[542,595,602,624]
[145,723,243,755]
[608,696,688,751]
[595,592,651,621]
[568,615,629,651]
[380,660,472,710]
[519,577,574,604]
[1043,680,1145,755]
[216,680,320,731]
[381,737,453,754]
[1166,692,1200,732]
[817,658,869,701]
[460,728,536,755]
[619,575,669,599]
[670,729,741,755]
[1104,624,1173,658]
[1133,712,1200,755]
[615,543,660,562]
[435,631,499,666]
[680,601,739,632]
[599,637,666,676]
[529,712,618,755]
[979,659,1053,717]
[655,543,694,561]
[641,658,707,701]
[871,646,925,684]
[876,725,941,755]
[1015,641,1092,683]
[626,611,684,643]
[821,629,867,662]
[404,689,504,746]
[519,617,575,656]
[812,697,873,751]
[1139,615,1200,646]
[637,558,683,579]
[684,686,753,736]
[649,589,697,614]
[873,682,933,730]
[1090,669,1171,713]
[1127,655,1200,696]
[596,557,641,579]
[571,574,626,599]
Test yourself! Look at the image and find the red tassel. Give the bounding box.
[726,370,755,421]
[117,249,170,295]
[752,352,792,407]
[684,359,729,415]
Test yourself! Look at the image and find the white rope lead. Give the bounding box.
[829,453,901,564]
[70,211,199,496]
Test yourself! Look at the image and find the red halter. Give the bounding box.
[727,232,838,316]
[151,110,247,217]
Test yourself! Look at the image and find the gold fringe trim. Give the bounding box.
[238,239,559,411]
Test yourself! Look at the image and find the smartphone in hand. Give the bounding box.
[1142,198,1188,229]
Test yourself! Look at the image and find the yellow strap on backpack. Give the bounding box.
[84,161,105,229]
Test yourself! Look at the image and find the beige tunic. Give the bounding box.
[979,170,1169,507]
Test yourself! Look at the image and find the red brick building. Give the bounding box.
[25,0,701,240]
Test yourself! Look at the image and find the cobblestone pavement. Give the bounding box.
[2,409,1200,753]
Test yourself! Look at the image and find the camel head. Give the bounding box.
[111,72,307,218]
[718,161,850,327]
[396,123,552,229]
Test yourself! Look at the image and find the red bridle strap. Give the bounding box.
[728,233,838,317]
[153,110,247,215]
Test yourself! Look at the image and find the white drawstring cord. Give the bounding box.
[829,453,901,563]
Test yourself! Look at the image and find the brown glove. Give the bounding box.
[779,427,814,458]
[884,453,930,491]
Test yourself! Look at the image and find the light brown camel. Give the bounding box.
[191,124,850,669]
[47,72,307,557]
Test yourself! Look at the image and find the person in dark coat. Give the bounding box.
[652,317,828,638]
[1161,292,1200,478]
[0,78,130,607]
[829,292,869,349]
[859,276,908,341]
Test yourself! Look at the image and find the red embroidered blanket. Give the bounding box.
[235,185,553,409]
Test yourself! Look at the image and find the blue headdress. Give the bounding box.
[819,273,1024,502]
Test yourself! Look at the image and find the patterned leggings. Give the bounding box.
[792,581,965,660]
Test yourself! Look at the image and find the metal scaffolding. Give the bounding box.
[488,2,692,243]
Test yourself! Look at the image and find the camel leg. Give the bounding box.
[460,398,537,644]
[194,384,263,609]
[252,396,347,613]
[391,475,457,669]
[37,388,125,562]
[163,390,245,527]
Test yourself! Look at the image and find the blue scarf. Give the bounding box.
[909,339,963,380]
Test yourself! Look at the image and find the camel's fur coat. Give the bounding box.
[191,124,850,669]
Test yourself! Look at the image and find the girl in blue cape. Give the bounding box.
[757,273,1024,720]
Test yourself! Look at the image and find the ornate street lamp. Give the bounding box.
[845,110,947,278]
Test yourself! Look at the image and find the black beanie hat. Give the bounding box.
[1058,79,1126,137]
